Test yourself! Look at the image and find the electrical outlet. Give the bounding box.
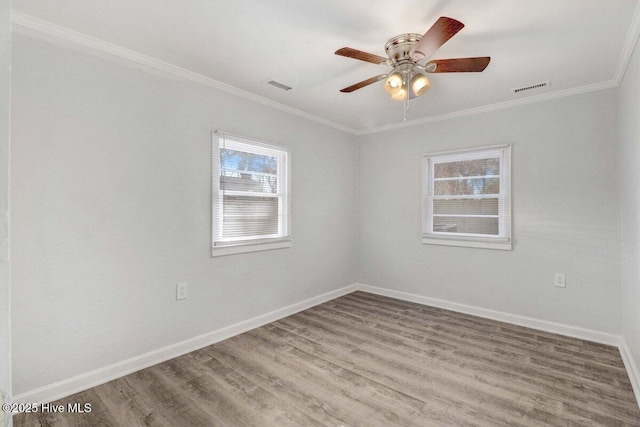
[176,282,187,300]
[554,273,566,288]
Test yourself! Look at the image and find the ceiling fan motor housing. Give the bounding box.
[384,33,422,64]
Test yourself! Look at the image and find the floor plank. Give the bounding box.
[14,292,640,426]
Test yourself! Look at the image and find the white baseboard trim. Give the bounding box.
[353,283,640,409]
[354,283,621,346]
[13,284,358,405]
[14,282,639,411]
[619,337,640,408]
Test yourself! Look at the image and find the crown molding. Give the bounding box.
[10,6,640,137]
[615,0,640,85]
[356,79,619,135]
[10,12,358,135]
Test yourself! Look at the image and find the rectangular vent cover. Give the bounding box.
[266,80,292,91]
[512,81,550,94]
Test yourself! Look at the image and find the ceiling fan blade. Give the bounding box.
[411,17,465,60]
[340,74,386,93]
[424,57,491,73]
[335,47,389,65]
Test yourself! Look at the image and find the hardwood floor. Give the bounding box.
[14,291,640,426]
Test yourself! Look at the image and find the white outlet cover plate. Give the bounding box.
[176,282,187,300]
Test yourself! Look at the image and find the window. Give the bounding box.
[422,144,512,250]
[212,131,291,257]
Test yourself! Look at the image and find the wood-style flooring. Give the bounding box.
[14,291,640,426]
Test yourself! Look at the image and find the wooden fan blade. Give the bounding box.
[335,47,389,65]
[425,57,491,73]
[340,74,386,93]
[411,17,465,60]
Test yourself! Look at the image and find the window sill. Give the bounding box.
[422,236,512,251]
[211,239,292,257]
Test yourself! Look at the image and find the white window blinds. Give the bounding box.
[423,145,511,250]
[212,131,291,255]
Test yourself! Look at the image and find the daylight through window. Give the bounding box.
[212,131,291,256]
[423,145,511,250]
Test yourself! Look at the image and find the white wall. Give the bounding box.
[10,35,359,395]
[620,37,640,377]
[0,0,11,422]
[358,90,621,334]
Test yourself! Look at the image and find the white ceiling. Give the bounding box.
[11,0,640,133]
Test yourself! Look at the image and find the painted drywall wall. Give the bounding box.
[620,36,640,376]
[0,0,11,420]
[358,90,621,334]
[10,34,359,395]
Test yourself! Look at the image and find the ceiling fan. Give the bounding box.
[335,17,490,101]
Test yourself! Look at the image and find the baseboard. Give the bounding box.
[619,337,640,408]
[354,283,621,346]
[354,283,639,409]
[13,283,358,405]
[14,281,637,409]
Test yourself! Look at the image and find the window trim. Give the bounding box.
[211,131,292,257]
[422,144,512,251]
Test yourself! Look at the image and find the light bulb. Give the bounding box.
[384,72,403,95]
[391,88,406,101]
[411,73,431,96]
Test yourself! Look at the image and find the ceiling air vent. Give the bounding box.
[512,81,550,94]
[266,80,292,91]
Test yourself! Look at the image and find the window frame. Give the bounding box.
[212,131,292,257]
[422,144,512,251]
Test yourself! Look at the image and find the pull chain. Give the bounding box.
[403,73,409,121]
[403,96,407,121]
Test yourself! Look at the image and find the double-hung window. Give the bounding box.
[422,144,512,250]
[212,131,291,256]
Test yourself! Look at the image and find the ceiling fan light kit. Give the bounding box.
[335,16,490,112]
[383,64,431,101]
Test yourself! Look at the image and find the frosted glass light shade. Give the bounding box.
[411,73,431,96]
[391,88,407,101]
[384,72,403,95]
